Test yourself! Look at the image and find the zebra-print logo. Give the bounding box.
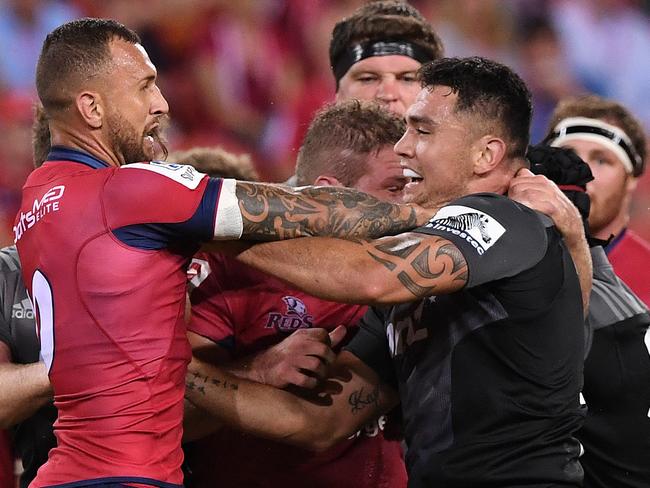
[434,213,492,243]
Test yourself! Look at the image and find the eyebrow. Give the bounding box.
[407,114,435,126]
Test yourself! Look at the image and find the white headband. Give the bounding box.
[546,116,643,176]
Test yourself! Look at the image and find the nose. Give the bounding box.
[394,129,414,159]
[376,76,399,103]
[151,85,169,116]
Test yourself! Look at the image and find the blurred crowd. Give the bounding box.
[1,0,649,246]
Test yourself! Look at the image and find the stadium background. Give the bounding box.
[1,0,649,246]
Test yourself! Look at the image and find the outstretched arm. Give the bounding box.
[233,182,431,240]
[224,232,468,305]
[185,351,398,451]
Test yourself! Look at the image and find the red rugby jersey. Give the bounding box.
[15,147,231,488]
[187,251,407,488]
[607,229,650,307]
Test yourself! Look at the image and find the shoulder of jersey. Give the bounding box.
[120,161,207,190]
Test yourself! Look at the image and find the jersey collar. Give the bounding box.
[604,228,626,255]
[46,146,110,169]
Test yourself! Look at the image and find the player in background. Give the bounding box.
[184,101,409,488]
[540,99,650,487]
[544,95,650,305]
[330,0,443,117]
[16,18,427,488]
[185,57,591,487]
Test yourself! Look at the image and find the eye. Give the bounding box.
[399,73,418,83]
[416,128,430,135]
[356,74,377,83]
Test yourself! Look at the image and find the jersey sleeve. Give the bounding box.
[413,193,549,288]
[344,306,397,388]
[188,252,235,350]
[104,162,243,249]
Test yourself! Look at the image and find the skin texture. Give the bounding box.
[336,55,422,116]
[315,146,408,204]
[558,138,637,240]
[0,342,52,429]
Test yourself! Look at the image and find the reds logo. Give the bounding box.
[265,296,314,331]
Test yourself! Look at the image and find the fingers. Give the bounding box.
[329,325,347,349]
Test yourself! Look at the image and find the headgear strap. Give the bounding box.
[333,40,433,84]
[544,116,644,176]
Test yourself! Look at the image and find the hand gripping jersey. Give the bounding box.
[606,229,650,307]
[186,252,407,488]
[0,246,57,488]
[579,246,650,488]
[346,193,586,487]
[14,147,238,488]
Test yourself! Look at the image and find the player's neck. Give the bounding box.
[50,129,122,167]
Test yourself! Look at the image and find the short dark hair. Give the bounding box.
[547,94,646,174]
[36,18,140,113]
[419,57,532,159]
[168,147,259,181]
[330,1,443,86]
[295,100,405,186]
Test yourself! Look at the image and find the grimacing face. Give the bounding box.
[103,40,169,163]
[336,55,422,117]
[395,86,475,208]
[558,137,635,236]
[353,146,408,203]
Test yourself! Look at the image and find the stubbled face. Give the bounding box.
[558,138,633,235]
[353,146,408,202]
[102,40,169,163]
[336,55,422,117]
[395,86,475,208]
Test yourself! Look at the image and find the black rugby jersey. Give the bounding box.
[0,246,57,488]
[579,246,650,488]
[347,193,585,487]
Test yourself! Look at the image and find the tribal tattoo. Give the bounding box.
[236,182,421,241]
[364,234,468,298]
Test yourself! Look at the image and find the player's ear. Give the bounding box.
[626,174,639,194]
[473,135,507,175]
[313,175,344,188]
[76,91,103,129]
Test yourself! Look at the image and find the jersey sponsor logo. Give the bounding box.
[11,298,34,320]
[425,205,505,255]
[121,162,204,189]
[265,296,314,331]
[13,185,65,242]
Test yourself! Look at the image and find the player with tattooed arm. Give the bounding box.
[15,19,428,488]
[186,57,590,487]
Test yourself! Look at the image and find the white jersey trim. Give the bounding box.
[121,162,204,189]
[214,179,243,239]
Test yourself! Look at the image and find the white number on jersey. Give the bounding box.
[31,270,55,373]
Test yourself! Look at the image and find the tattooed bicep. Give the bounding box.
[362,233,468,298]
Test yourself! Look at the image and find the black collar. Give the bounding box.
[46,146,110,170]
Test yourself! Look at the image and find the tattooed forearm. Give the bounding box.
[235,182,421,241]
[186,370,239,397]
[363,234,468,299]
[348,386,380,414]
